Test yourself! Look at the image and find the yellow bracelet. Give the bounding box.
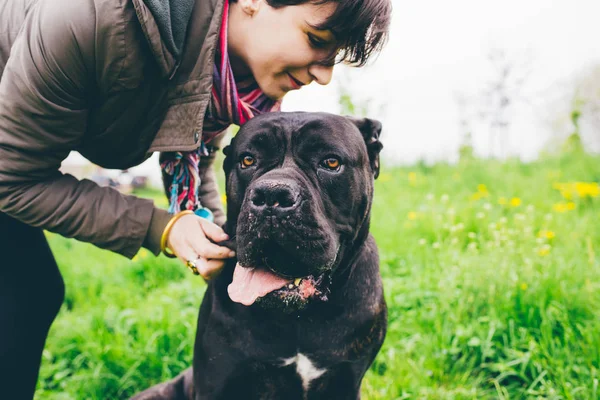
[160,210,194,258]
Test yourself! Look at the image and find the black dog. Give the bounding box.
[133,112,386,400]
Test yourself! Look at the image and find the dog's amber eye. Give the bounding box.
[322,157,341,171]
[241,155,255,169]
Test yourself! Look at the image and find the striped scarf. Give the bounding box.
[161,0,281,217]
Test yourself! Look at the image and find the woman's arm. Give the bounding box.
[0,0,170,259]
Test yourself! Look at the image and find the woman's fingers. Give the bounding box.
[175,242,202,275]
[167,213,234,281]
[198,218,229,243]
[174,245,224,281]
[169,214,232,257]
[192,237,235,259]
[195,257,226,281]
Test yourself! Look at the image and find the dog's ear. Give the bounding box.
[349,117,384,179]
[222,143,234,173]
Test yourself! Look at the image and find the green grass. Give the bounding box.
[36,151,600,399]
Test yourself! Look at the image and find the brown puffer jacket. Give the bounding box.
[0,0,226,258]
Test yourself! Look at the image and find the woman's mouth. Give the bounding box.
[287,73,305,90]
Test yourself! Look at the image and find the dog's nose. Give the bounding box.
[250,180,301,213]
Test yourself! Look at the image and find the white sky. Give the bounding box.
[282,0,600,164]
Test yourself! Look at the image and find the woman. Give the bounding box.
[0,0,391,396]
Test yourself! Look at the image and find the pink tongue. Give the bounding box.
[228,262,292,306]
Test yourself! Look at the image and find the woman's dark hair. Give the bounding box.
[240,0,392,67]
[270,0,391,66]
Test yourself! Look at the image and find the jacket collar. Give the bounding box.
[132,0,226,152]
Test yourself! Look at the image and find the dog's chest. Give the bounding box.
[280,353,327,392]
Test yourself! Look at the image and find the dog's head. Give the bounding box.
[223,112,383,313]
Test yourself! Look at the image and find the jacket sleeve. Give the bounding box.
[0,0,171,259]
[198,132,226,227]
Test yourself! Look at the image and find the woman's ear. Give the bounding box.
[236,0,262,17]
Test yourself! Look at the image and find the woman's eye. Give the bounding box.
[308,33,329,49]
[241,155,256,169]
[321,157,341,171]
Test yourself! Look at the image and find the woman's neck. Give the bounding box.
[228,52,252,80]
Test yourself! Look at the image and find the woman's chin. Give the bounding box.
[254,78,291,100]
[262,86,287,101]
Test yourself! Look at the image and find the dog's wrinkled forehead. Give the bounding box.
[233,112,366,157]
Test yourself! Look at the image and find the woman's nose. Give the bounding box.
[308,63,334,86]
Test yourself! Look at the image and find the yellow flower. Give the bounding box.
[221,194,227,204]
[471,184,490,201]
[553,203,568,213]
[470,192,483,201]
[537,245,551,256]
[520,283,528,291]
[574,182,599,198]
[538,230,556,240]
[552,202,576,212]
[498,197,508,206]
[510,198,522,207]
[407,211,418,221]
[553,183,573,200]
[554,182,600,199]
[408,172,417,185]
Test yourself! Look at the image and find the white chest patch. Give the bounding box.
[281,353,327,391]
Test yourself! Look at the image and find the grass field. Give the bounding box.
[36,149,600,399]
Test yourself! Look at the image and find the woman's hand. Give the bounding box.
[167,214,235,281]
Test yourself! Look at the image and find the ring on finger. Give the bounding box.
[186,258,201,275]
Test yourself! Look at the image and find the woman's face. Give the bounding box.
[228,0,337,100]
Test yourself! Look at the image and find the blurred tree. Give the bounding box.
[544,65,600,155]
[477,48,533,158]
[455,93,475,163]
[336,65,389,119]
[570,65,600,151]
[337,67,369,117]
[455,47,533,159]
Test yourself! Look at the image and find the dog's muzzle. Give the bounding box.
[248,179,302,216]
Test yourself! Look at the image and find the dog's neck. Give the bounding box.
[336,210,372,270]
